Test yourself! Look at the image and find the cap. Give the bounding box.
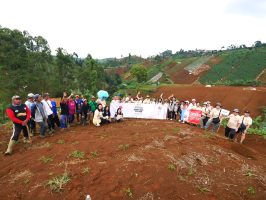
[233,109,239,113]
[206,101,211,104]
[12,95,21,100]
[244,110,250,114]
[43,93,49,98]
[83,99,87,102]
[146,95,150,98]
[92,96,96,99]
[203,102,207,105]
[192,99,196,101]
[216,102,221,106]
[27,93,34,98]
[33,94,40,100]
[185,100,189,103]
[75,95,79,97]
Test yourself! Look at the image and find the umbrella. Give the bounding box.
[97,90,109,100]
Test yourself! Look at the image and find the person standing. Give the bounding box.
[89,96,98,115]
[42,93,55,133]
[80,99,91,126]
[25,93,36,136]
[235,111,253,144]
[200,102,210,128]
[224,109,241,140]
[68,98,76,124]
[60,97,69,130]
[75,95,83,123]
[5,95,31,155]
[50,99,60,128]
[204,103,222,133]
[31,94,47,137]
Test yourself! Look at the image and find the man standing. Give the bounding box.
[42,93,55,133]
[25,93,36,136]
[5,95,31,155]
[89,96,98,114]
[31,94,47,137]
[75,95,83,123]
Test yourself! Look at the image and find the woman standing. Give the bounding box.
[93,104,103,127]
[68,98,76,124]
[235,111,253,144]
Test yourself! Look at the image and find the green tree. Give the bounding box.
[130,66,147,83]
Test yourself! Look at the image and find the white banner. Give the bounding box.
[110,102,168,120]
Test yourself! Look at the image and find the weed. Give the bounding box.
[247,186,256,195]
[39,156,53,164]
[168,163,176,171]
[57,139,65,144]
[69,150,85,159]
[47,172,70,192]
[124,187,133,198]
[173,127,180,134]
[90,151,98,158]
[197,186,210,193]
[24,178,30,184]
[188,165,194,176]
[177,175,187,182]
[245,170,255,177]
[118,144,130,151]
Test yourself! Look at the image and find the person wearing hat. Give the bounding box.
[204,102,222,132]
[25,93,36,136]
[143,95,151,104]
[224,109,242,140]
[31,94,47,137]
[5,95,31,155]
[188,99,197,110]
[235,111,253,144]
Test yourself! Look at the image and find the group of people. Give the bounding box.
[113,93,253,144]
[4,91,253,155]
[4,92,124,155]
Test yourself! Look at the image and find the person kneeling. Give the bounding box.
[114,108,123,122]
[93,104,103,127]
[102,106,111,124]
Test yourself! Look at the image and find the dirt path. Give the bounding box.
[0,120,265,200]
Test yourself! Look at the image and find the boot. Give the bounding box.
[5,140,16,155]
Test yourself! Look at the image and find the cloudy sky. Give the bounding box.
[1,0,266,58]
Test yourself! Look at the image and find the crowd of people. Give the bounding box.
[4,92,124,155]
[4,91,252,155]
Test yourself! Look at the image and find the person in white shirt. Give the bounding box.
[42,93,55,133]
[25,93,36,135]
[93,104,103,127]
[115,108,123,122]
[188,99,197,110]
[204,102,222,132]
[235,111,253,144]
[143,95,151,104]
[125,94,134,103]
[224,109,241,140]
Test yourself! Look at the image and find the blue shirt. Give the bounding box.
[51,101,58,115]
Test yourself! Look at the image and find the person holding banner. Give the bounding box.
[224,109,241,140]
[235,111,253,144]
[204,103,222,132]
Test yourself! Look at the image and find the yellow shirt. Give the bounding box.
[227,114,241,129]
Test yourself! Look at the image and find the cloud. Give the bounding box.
[225,0,266,18]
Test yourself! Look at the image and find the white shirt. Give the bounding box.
[41,99,53,116]
[240,115,253,126]
[227,114,241,129]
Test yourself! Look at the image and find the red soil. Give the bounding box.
[0,120,266,200]
[154,85,266,116]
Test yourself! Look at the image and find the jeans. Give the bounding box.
[47,114,55,130]
[205,119,220,133]
[37,121,46,136]
[60,115,68,128]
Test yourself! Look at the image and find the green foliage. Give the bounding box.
[118,144,130,151]
[47,172,70,192]
[167,163,176,171]
[248,108,266,137]
[39,156,53,164]
[69,150,85,159]
[124,187,133,198]
[90,151,99,158]
[247,186,256,195]
[57,139,65,144]
[130,66,148,83]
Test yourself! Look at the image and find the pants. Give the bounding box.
[205,119,220,133]
[11,123,29,141]
[27,118,36,133]
[60,115,68,128]
[200,116,209,128]
[68,114,75,123]
[36,121,46,136]
[53,114,60,127]
[81,113,89,125]
[76,110,81,122]
[225,126,236,139]
[47,114,55,130]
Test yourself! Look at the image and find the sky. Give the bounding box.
[0,0,266,59]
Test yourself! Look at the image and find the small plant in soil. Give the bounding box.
[69,150,85,159]
[247,186,256,195]
[57,139,65,144]
[39,156,53,164]
[173,127,180,134]
[124,187,133,198]
[245,170,255,177]
[24,178,30,184]
[197,186,210,193]
[188,165,194,176]
[168,163,176,171]
[82,167,90,174]
[90,151,98,158]
[118,144,130,151]
[47,172,70,192]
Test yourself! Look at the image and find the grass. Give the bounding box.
[197,186,210,193]
[90,151,99,158]
[39,156,53,164]
[124,187,133,198]
[47,172,71,192]
[69,150,85,159]
[245,170,255,177]
[57,139,65,144]
[188,165,194,176]
[118,144,130,151]
[168,163,176,171]
[247,186,256,195]
[173,127,180,134]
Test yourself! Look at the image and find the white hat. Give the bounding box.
[27,93,34,98]
[12,95,21,100]
[192,99,196,101]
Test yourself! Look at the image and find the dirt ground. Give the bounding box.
[0,119,266,200]
[153,85,266,117]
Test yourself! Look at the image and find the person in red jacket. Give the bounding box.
[5,95,31,155]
